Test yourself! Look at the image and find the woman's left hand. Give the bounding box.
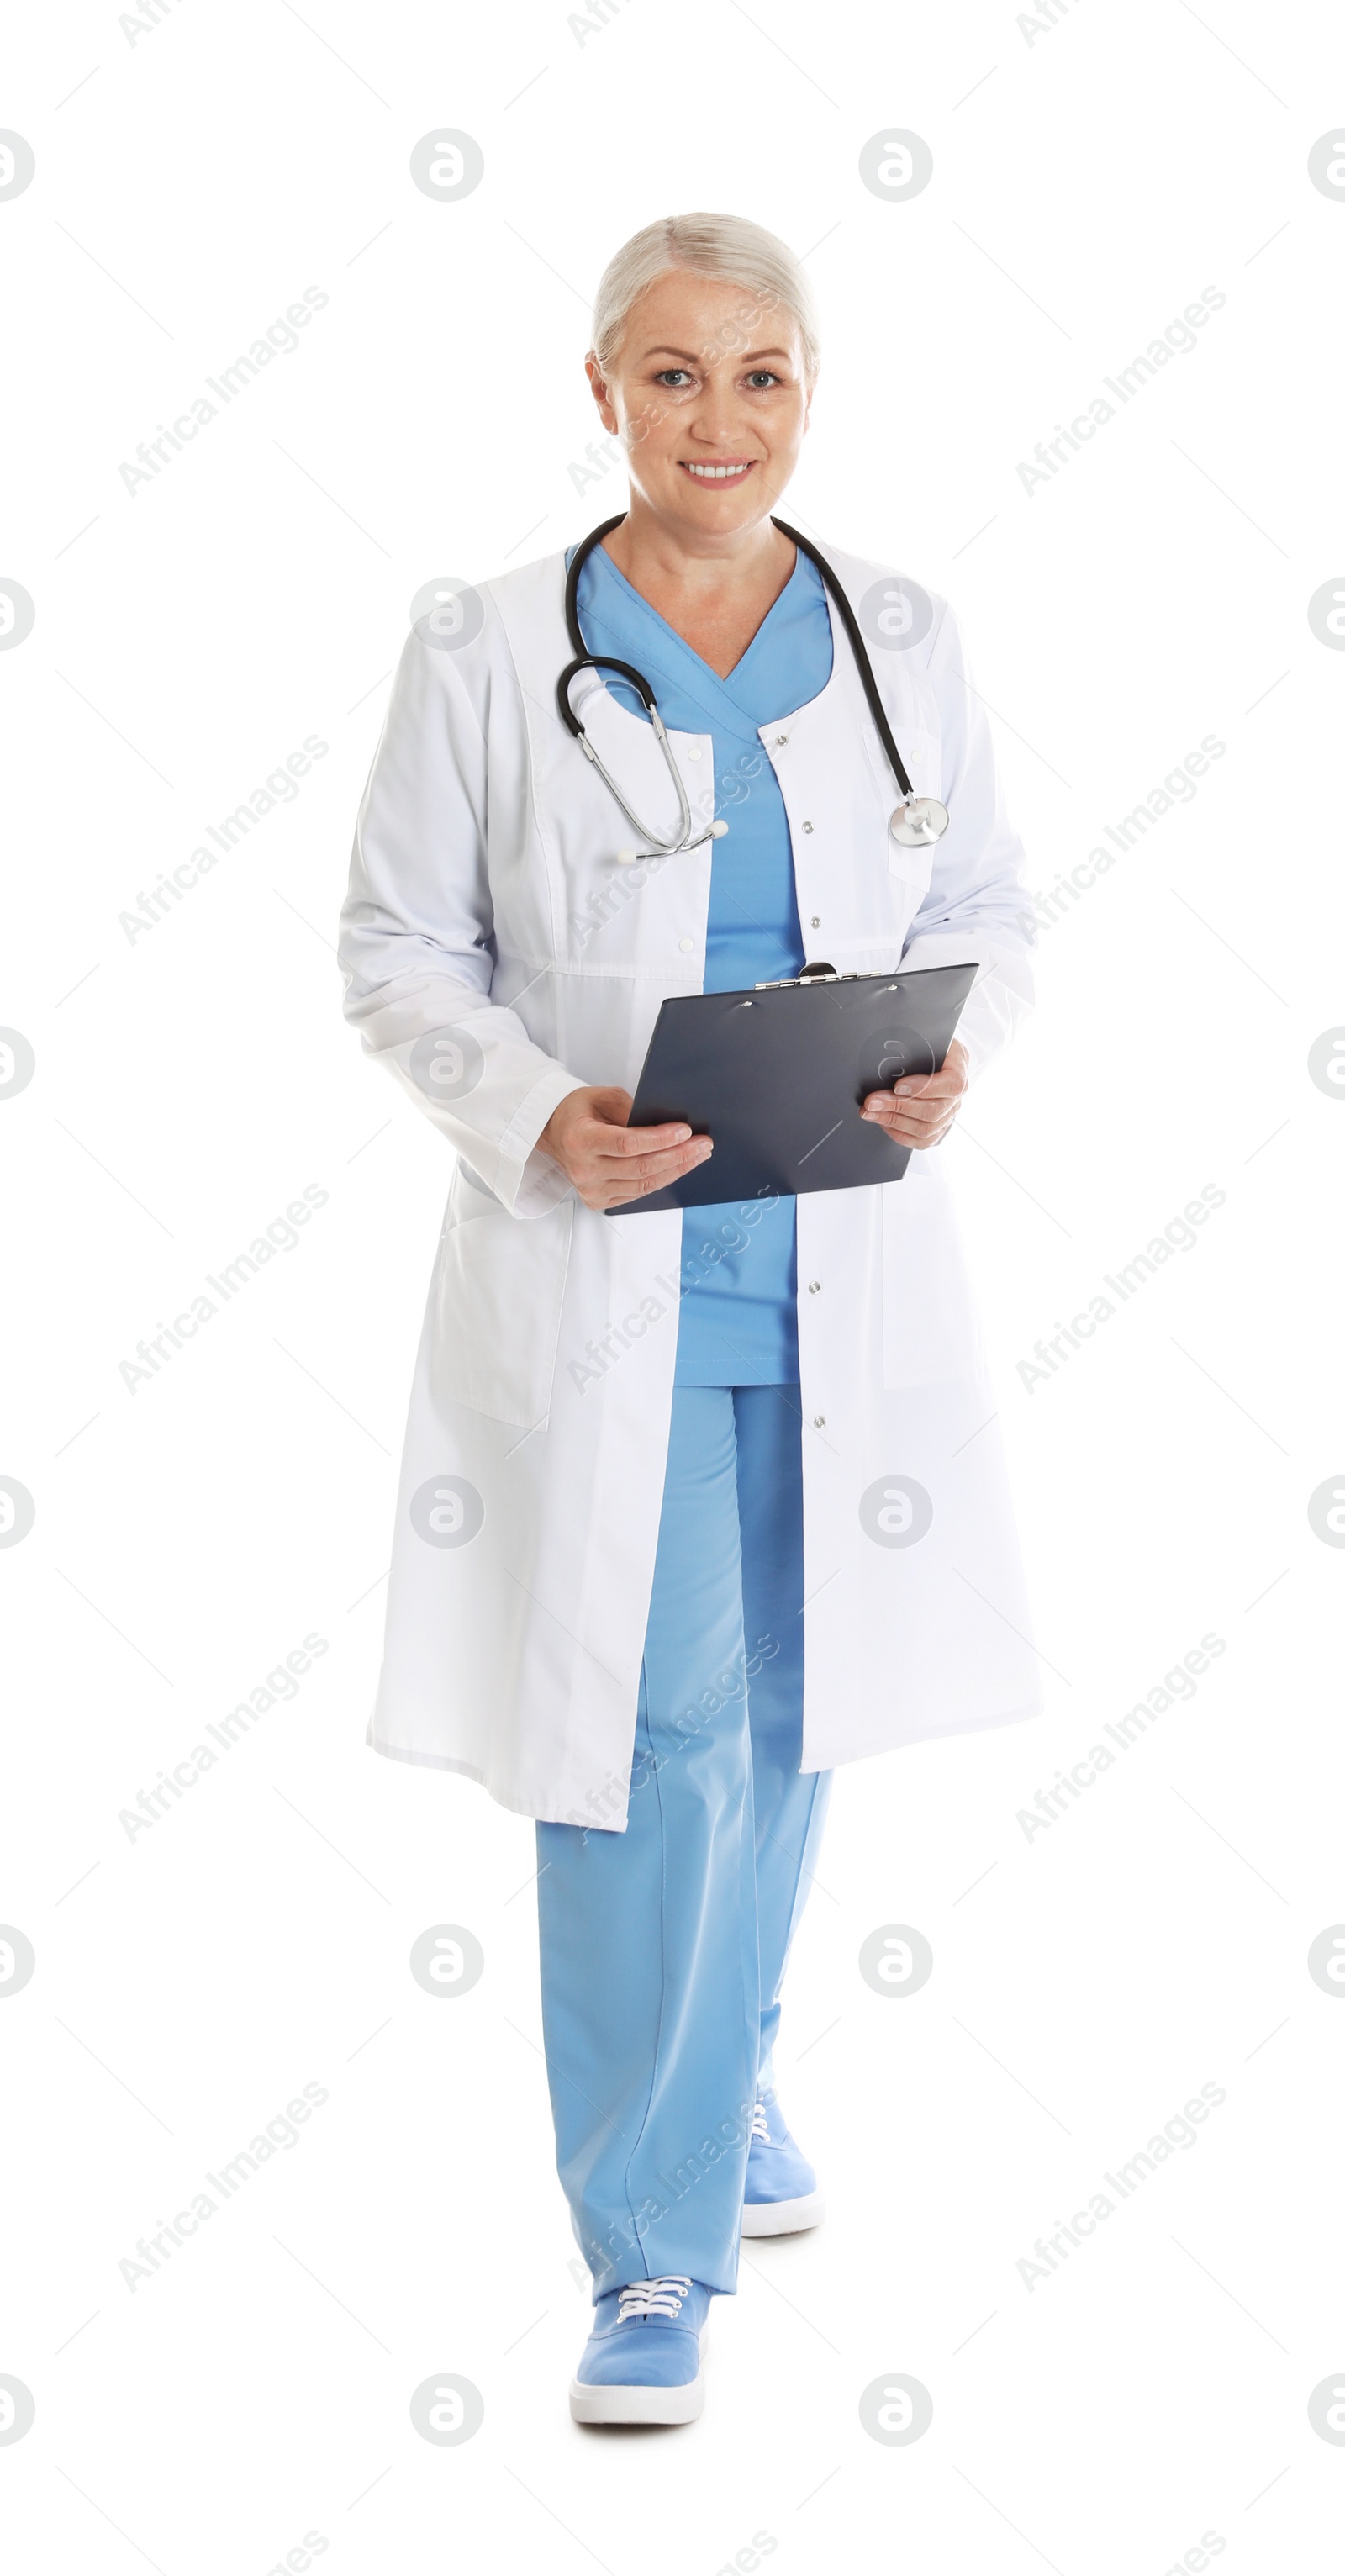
[861,1038,969,1150]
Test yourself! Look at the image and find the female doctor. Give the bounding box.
[339,212,1040,2427]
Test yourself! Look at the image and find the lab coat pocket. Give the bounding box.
[432,1167,573,1426]
[886,840,935,916]
[880,1158,985,1388]
[856,711,936,900]
[886,737,937,902]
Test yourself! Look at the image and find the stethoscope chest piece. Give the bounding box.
[889,795,950,847]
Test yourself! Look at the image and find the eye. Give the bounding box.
[746,370,779,388]
[654,368,694,387]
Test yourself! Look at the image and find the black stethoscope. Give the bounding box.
[556,514,950,865]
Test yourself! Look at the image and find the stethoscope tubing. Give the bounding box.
[556,517,709,859]
[769,518,915,803]
[556,513,931,856]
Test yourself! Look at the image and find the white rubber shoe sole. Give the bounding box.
[741,2189,825,2237]
[569,2325,709,2426]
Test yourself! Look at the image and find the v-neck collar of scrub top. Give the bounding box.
[574,537,832,747]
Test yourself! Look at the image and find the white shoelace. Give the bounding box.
[616,2276,691,2324]
[750,2098,771,2143]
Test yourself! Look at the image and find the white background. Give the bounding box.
[3,1,1343,2569]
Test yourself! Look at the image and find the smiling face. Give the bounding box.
[587,267,812,547]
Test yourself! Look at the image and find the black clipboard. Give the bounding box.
[617,960,978,1213]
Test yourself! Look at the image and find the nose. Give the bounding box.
[688,377,752,446]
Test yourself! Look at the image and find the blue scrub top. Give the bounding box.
[572,540,834,1385]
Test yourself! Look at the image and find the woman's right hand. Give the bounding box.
[537,1085,713,1211]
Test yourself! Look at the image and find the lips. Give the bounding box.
[679,461,757,483]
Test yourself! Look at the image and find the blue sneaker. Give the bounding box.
[569,2275,710,2425]
[741,2090,824,2236]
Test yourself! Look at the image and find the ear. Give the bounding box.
[585,352,620,436]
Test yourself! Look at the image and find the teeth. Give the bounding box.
[683,462,752,478]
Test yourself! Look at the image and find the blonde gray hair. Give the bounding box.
[591,212,820,386]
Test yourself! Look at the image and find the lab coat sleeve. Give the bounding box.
[898,595,1036,1084]
[338,629,585,1217]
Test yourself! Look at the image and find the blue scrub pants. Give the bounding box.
[536,1385,832,2299]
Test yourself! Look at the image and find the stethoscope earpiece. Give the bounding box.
[615,815,728,867]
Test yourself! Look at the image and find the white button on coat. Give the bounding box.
[338,536,1041,1829]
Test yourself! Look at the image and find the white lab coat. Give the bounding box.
[339,537,1042,1827]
